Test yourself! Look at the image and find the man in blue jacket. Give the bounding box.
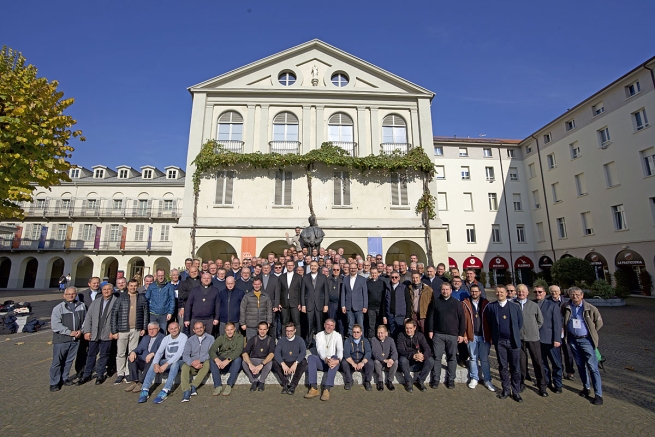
[484,285,524,402]
[341,262,368,336]
[217,276,245,335]
[535,284,563,394]
[145,269,176,332]
[341,324,374,391]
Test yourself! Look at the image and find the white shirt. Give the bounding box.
[499,300,508,307]
[311,273,317,281]
[350,275,357,291]
[287,271,294,288]
[315,330,343,360]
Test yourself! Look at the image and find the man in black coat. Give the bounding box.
[184,272,220,334]
[366,268,389,339]
[74,276,101,378]
[279,260,302,333]
[261,263,281,338]
[177,267,201,333]
[110,279,149,384]
[396,319,435,392]
[536,284,563,393]
[300,261,329,347]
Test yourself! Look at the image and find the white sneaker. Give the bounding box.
[484,381,496,392]
[468,379,478,389]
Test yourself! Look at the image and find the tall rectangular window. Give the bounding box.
[461,166,470,180]
[574,173,587,196]
[581,212,594,235]
[464,192,473,211]
[509,167,519,181]
[109,224,121,242]
[513,193,522,211]
[56,224,68,241]
[485,166,495,181]
[543,133,552,144]
[444,224,450,243]
[611,205,628,230]
[274,171,292,206]
[491,224,501,243]
[437,192,448,211]
[551,182,561,203]
[112,199,123,210]
[435,165,445,179]
[516,225,526,243]
[488,193,498,211]
[598,127,611,147]
[570,141,581,159]
[82,224,94,241]
[532,190,541,209]
[528,163,536,179]
[536,222,545,242]
[547,153,556,169]
[215,170,235,205]
[633,108,650,131]
[160,225,170,241]
[118,169,128,179]
[134,225,144,242]
[557,217,567,239]
[603,162,619,187]
[466,224,476,243]
[642,147,655,177]
[333,171,351,206]
[390,172,408,206]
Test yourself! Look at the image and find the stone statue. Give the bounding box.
[311,65,319,79]
[300,215,324,253]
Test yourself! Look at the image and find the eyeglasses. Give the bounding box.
[332,268,340,271]
[535,290,546,294]
[391,276,399,279]
[285,329,295,333]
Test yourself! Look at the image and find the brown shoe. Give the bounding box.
[304,387,320,399]
[131,382,143,393]
[320,388,330,401]
[124,382,137,392]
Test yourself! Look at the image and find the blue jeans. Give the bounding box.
[307,355,340,387]
[209,357,243,387]
[569,336,602,397]
[151,314,169,333]
[388,315,405,338]
[467,335,491,383]
[346,310,364,335]
[142,358,184,393]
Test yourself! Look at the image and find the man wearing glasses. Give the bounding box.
[272,323,307,395]
[384,271,411,337]
[506,285,518,301]
[341,324,374,391]
[534,285,563,394]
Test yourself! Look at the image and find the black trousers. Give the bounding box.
[366,308,381,339]
[75,338,89,374]
[272,359,308,388]
[398,355,435,385]
[128,357,153,383]
[495,339,521,395]
[520,340,547,391]
[281,306,301,333]
[83,340,112,378]
[306,308,324,344]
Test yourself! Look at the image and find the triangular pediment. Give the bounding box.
[189,39,433,98]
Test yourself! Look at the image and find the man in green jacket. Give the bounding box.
[209,322,244,396]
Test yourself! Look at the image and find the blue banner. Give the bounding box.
[147,226,153,250]
[367,237,382,256]
[38,226,48,249]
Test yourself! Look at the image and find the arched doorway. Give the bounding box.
[101,257,119,284]
[0,257,11,288]
[127,257,145,280]
[48,257,65,288]
[584,252,609,281]
[72,257,94,287]
[328,240,365,260]
[22,257,38,288]
[153,257,171,275]
[384,240,426,264]
[196,240,237,264]
[488,256,510,287]
[259,240,289,258]
[615,249,646,292]
[514,256,535,287]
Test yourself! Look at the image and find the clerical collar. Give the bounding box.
[498,300,507,307]
[258,335,267,340]
[287,335,296,341]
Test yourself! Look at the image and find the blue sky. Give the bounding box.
[3,0,654,170]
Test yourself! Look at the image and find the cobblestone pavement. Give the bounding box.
[0,291,653,436]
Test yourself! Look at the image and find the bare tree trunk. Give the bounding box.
[306,163,316,222]
[422,175,434,266]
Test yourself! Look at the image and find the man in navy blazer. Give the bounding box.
[301,261,329,347]
[484,285,524,402]
[535,284,564,393]
[341,262,368,336]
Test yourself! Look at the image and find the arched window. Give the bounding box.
[328,113,354,142]
[272,112,299,141]
[217,111,243,141]
[382,114,407,143]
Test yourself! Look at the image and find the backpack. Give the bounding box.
[0,313,18,335]
[22,318,46,333]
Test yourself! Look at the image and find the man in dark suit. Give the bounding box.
[280,260,302,333]
[261,263,281,338]
[301,260,329,347]
[384,272,411,338]
[74,276,101,378]
[421,265,444,293]
[535,284,563,393]
[484,285,524,402]
[341,262,368,336]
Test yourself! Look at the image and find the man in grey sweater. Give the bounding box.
[180,322,214,402]
[370,324,398,391]
[516,284,548,397]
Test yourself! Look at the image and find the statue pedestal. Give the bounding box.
[311,78,318,87]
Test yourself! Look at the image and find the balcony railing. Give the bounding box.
[380,143,412,155]
[215,140,245,154]
[24,203,181,219]
[330,141,358,157]
[0,238,172,251]
[269,141,301,155]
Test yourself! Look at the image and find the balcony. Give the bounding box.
[23,199,181,219]
[380,143,412,155]
[330,141,357,157]
[215,140,245,154]
[0,238,172,252]
[269,141,301,155]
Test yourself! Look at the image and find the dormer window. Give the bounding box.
[118,169,129,179]
[70,169,80,178]
[167,169,178,179]
[94,169,105,179]
[143,169,153,179]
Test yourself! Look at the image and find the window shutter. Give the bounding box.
[273,112,298,124]
[333,172,342,205]
[400,174,408,205]
[25,224,33,241]
[343,173,351,206]
[215,171,225,204]
[218,111,243,123]
[103,225,110,242]
[157,200,163,217]
[146,200,152,216]
[77,224,83,240]
[283,172,292,205]
[224,171,234,205]
[391,173,399,206]
[382,114,406,127]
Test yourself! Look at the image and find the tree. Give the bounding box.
[550,257,595,289]
[0,46,84,219]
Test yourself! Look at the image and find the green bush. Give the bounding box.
[551,257,595,289]
[480,271,487,288]
[639,270,653,296]
[533,278,549,289]
[613,268,632,297]
[590,279,615,299]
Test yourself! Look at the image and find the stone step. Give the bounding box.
[155,353,470,387]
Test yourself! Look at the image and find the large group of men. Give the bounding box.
[49,242,604,406]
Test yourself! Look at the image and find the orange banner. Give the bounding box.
[12,226,22,249]
[120,226,127,250]
[241,237,256,261]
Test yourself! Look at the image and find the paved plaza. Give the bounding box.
[0,290,654,436]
